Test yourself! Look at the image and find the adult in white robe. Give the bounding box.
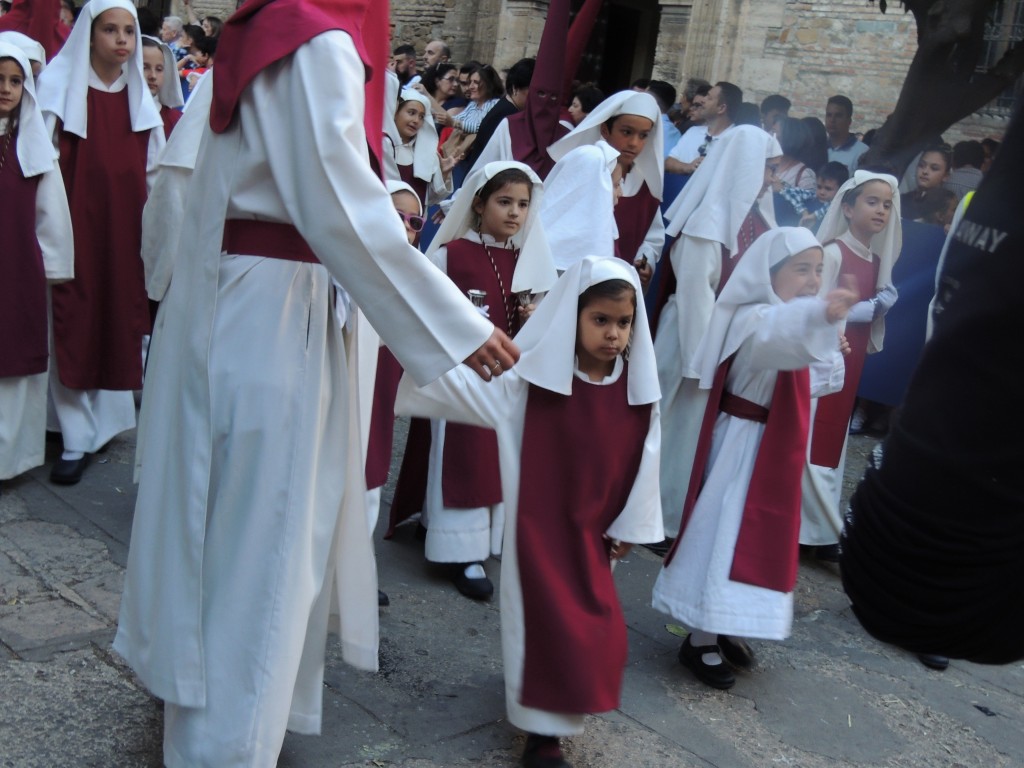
[112,25,511,768]
[655,125,781,535]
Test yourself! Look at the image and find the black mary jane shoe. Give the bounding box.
[917,653,949,671]
[378,590,390,607]
[50,455,91,486]
[678,635,736,690]
[451,562,494,600]
[521,734,571,768]
[717,635,755,669]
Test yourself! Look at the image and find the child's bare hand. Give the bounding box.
[517,303,536,323]
[439,153,458,174]
[825,274,860,324]
[799,211,817,229]
[838,333,851,356]
[431,208,446,225]
[604,537,632,560]
[634,259,653,291]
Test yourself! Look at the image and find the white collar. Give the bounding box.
[837,230,873,261]
[573,355,624,385]
[88,67,128,93]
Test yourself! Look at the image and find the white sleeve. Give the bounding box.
[36,164,74,282]
[605,403,665,545]
[425,165,454,208]
[466,119,512,177]
[141,164,192,300]
[746,297,840,372]
[256,33,493,386]
[809,345,846,397]
[394,365,520,430]
[635,207,665,265]
[670,235,722,378]
[145,128,166,193]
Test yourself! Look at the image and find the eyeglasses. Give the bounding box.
[398,211,425,232]
[697,134,712,157]
[441,75,458,83]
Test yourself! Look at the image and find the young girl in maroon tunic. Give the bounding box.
[396,256,663,768]
[141,35,183,139]
[0,42,72,484]
[389,161,556,600]
[36,0,163,485]
[385,88,455,209]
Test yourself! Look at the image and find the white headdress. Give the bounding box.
[426,160,557,294]
[514,256,659,404]
[385,179,424,215]
[547,90,664,200]
[0,31,46,74]
[385,88,441,182]
[694,227,823,388]
[0,42,58,177]
[663,124,782,252]
[36,0,162,138]
[816,170,902,290]
[540,140,619,271]
[141,35,184,109]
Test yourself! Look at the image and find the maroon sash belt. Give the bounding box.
[720,392,768,424]
[222,219,318,264]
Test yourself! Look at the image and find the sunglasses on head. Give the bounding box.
[398,210,425,232]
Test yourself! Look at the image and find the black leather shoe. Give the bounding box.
[452,562,493,600]
[678,635,735,689]
[917,653,949,671]
[378,590,390,607]
[815,544,840,563]
[641,537,675,557]
[717,635,755,669]
[521,734,570,768]
[50,455,90,485]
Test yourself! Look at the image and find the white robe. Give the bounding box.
[0,158,73,480]
[653,234,723,534]
[113,31,492,768]
[652,297,840,640]
[396,359,663,736]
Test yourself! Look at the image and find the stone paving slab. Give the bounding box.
[0,428,1021,768]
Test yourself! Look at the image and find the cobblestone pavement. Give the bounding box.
[1,426,1021,767]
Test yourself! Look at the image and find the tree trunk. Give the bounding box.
[863,0,1024,171]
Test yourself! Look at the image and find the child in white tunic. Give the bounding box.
[396,256,663,768]
[652,227,856,690]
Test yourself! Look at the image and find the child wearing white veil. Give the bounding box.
[654,123,781,541]
[0,41,73,484]
[800,171,902,558]
[0,30,45,78]
[385,87,455,209]
[141,34,184,138]
[548,90,664,285]
[36,0,164,486]
[396,256,663,768]
[539,139,620,272]
[653,228,856,690]
[390,161,556,600]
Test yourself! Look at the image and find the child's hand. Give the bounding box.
[799,211,817,229]
[838,333,851,356]
[604,536,632,560]
[517,302,536,323]
[431,208,446,225]
[439,152,458,175]
[634,258,653,291]
[825,274,860,324]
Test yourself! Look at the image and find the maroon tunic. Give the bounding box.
[0,138,47,378]
[517,371,651,713]
[51,88,150,390]
[665,360,811,593]
[810,240,880,468]
[613,180,660,266]
[397,161,427,214]
[160,104,182,140]
[365,347,403,490]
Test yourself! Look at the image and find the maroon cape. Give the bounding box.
[52,88,150,390]
[0,138,47,378]
[809,240,880,468]
[665,360,811,594]
[517,371,650,713]
[0,0,68,60]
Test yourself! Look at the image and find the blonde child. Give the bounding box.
[390,161,556,599]
[397,256,663,767]
[0,42,72,485]
[653,228,856,689]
